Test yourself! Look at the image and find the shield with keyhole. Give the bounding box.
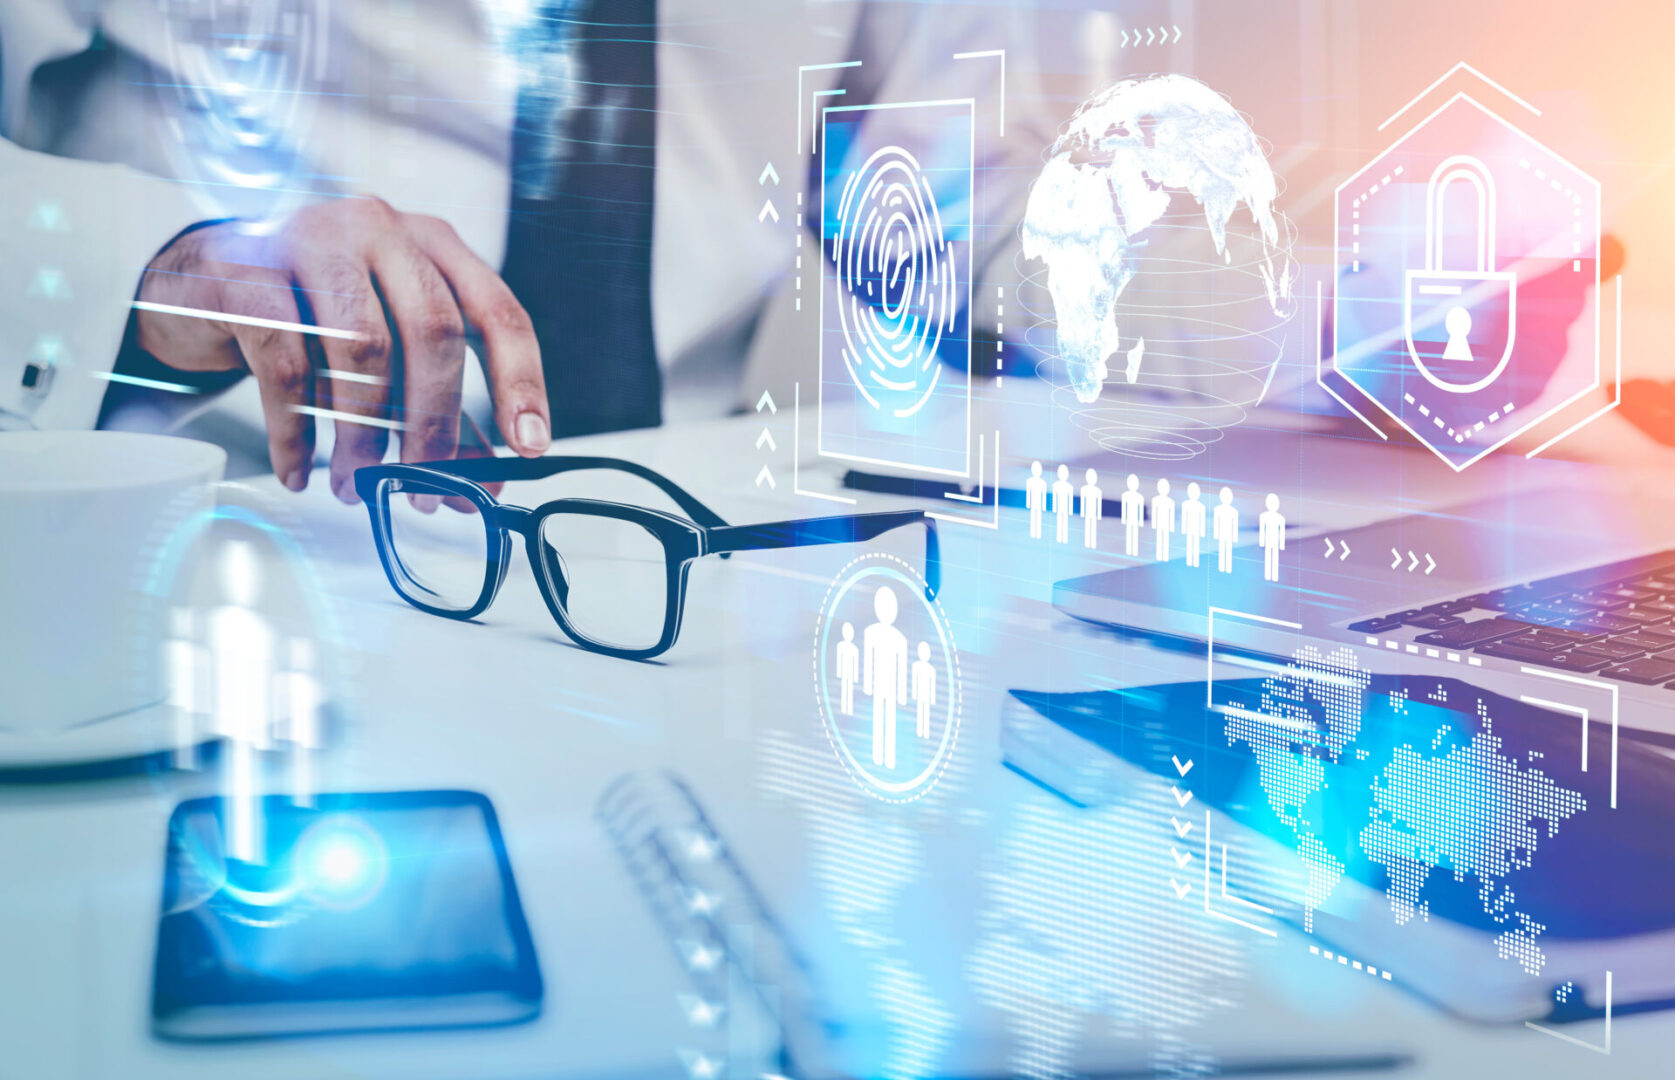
[1331,86,1601,472]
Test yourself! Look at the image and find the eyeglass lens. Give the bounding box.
[377,477,491,612]
[535,510,671,652]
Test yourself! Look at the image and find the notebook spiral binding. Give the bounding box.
[596,770,829,1076]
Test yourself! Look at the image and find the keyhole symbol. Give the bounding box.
[1442,305,1474,362]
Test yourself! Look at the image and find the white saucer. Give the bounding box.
[0,701,186,776]
[0,701,339,780]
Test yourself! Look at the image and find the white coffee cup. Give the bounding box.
[0,431,226,734]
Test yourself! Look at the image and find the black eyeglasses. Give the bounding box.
[354,456,939,661]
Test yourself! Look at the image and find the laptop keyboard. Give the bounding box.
[1347,548,1675,687]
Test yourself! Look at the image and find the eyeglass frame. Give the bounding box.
[354,455,940,661]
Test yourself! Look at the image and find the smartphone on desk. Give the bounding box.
[151,790,543,1041]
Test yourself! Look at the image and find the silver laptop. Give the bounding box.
[1054,482,1675,738]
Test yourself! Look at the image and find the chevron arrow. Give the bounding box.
[1171,816,1194,838]
[1120,28,1129,46]
[28,201,67,231]
[1145,27,1155,44]
[679,1050,722,1080]
[1339,540,1351,561]
[1390,547,1403,570]
[758,200,779,223]
[1425,553,1437,575]
[1172,755,1194,777]
[1171,846,1193,868]
[755,428,777,452]
[1408,550,1420,572]
[755,389,777,414]
[755,465,776,489]
[1171,877,1192,899]
[1171,785,1194,808]
[1324,537,1336,559]
[758,162,779,186]
[678,993,723,1028]
[680,940,722,972]
[1173,24,1182,42]
[28,268,67,300]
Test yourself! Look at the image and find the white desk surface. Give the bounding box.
[0,406,1668,1079]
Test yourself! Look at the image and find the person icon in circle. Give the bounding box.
[210,541,276,866]
[911,641,937,739]
[862,586,909,770]
[835,621,860,716]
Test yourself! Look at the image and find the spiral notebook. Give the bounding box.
[596,770,1414,1078]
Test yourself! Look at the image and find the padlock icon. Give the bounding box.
[1404,155,1517,396]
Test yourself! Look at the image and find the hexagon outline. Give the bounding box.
[1326,88,1603,472]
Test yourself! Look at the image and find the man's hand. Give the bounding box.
[134,197,551,502]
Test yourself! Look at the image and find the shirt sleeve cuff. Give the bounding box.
[0,139,211,430]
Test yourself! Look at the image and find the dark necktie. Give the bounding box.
[501,0,662,437]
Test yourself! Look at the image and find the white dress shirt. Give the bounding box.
[1,0,1049,435]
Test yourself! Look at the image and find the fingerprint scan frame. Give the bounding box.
[816,98,976,480]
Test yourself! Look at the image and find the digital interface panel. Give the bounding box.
[818,99,975,478]
[0,4,1665,1078]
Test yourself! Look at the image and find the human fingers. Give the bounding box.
[218,273,319,491]
[291,254,393,505]
[435,411,505,514]
[133,222,266,373]
[462,410,506,499]
[406,214,551,456]
[369,235,466,480]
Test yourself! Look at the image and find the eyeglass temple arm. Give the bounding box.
[420,455,730,528]
[706,511,941,598]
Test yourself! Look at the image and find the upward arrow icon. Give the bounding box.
[28,201,67,231]
[28,268,67,300]
[758,162,780,186]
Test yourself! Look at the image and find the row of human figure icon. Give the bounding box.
[163,540,322,865]
[1025,462,1287,582]
[832,585,937,770]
